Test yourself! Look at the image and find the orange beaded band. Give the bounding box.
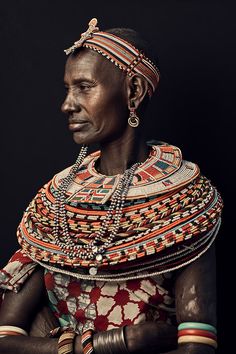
[64,18,160,97]
[81,329,94,354]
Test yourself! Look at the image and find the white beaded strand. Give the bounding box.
[53,145,88,253]
[53,146,140,268]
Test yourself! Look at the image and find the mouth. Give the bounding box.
[68,120,88,132]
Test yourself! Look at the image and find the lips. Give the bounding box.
[68,119,88,132]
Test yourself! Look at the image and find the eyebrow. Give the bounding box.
[64,77,96,86]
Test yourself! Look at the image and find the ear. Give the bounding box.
[126,74,149,110]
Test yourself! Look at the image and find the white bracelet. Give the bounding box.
[0,325,28,337]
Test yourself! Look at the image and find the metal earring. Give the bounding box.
[128,108,140,127]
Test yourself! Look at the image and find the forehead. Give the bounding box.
[64,48,122,82]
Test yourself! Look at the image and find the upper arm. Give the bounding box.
[174,245,217,353]
[175,245,216,325]
[0,266,46,332]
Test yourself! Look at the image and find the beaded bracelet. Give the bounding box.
[58,330,76,354]
[81,329,95,354]
[178,335,217,349]
[178,329,217,340]
[177,322,217,350]
[178,322,217,334]
[0,325,28,338]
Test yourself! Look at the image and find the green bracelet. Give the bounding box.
[178,322,217,334]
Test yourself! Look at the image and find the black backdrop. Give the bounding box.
[0,1,235,352]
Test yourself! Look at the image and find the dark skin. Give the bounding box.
[62,49,149,174]
[0,49,217,353]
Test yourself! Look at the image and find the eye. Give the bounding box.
[79,83,92,91]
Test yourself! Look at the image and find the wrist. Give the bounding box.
[74,335,83,354]
[124,325,139,353]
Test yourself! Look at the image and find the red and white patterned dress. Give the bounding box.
[0,250,176,334]
[44,269,176,334]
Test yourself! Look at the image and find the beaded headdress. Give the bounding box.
[64,18,160,97]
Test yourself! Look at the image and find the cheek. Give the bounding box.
[94,91,128,123]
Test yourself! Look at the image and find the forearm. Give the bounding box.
[125,322,177,354]
[125,323,215,354]
[0,335,83,354]
[0,336,58,354]
[162,343,215,354]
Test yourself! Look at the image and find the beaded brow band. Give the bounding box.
[64,18,160,96]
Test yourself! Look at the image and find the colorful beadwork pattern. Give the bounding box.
[54,145,197,204]
[81,329,94,354]
[64,18,160,97]
[83,31,160,96]
[16,144,223,278]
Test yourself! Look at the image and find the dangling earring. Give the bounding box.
[128,108,140,127]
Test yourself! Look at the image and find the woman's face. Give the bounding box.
[62,49,129,145]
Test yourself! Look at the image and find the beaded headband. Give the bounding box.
[64,18,160,96]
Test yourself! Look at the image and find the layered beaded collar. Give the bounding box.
[53,144,199,205]
[17,143,223,279]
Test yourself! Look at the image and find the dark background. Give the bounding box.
[0,1,235,352]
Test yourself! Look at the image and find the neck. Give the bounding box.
[96,134,149,176]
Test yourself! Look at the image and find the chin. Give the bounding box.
[72,132,98,146]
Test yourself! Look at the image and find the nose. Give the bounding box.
[61,91,80,114]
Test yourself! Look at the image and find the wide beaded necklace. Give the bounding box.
[16,143,223,281]
[52,145,140,275]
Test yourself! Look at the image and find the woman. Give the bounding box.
[0,18,222,354]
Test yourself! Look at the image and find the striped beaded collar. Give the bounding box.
[53,144,199,204]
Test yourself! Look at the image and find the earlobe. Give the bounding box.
[127,74,149,110]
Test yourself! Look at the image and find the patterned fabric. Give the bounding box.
[0,252,175,334]
[44,269,175,334]
[0,250,37,292]
[16,144,223,278]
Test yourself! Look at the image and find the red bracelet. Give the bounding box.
[178,329,217,340]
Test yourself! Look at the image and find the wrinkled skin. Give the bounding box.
[0,49,217,354]
[62,48,150,175]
